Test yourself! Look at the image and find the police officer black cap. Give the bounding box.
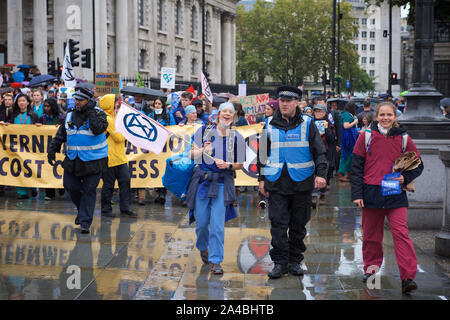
[276,85,302,101]
[73,87,94,101]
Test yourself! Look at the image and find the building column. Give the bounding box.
[95,0,108,73]
[127,0,138,77]
[222,13,232,85]
[33,0,48,74]
[230,14,236,85]
[115,0,128,76]
[213,8,222,83]
[7,0,23,66]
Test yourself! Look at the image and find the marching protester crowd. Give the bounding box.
[2,74,443,295]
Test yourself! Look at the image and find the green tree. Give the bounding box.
[347,67,375,94]
[237,0,360,88]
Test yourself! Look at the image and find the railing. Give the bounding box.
[121,76,277,97]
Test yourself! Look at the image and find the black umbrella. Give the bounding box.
[29,74,56,87]
[327,98,349,110]
[121,86,166,99]
[212,96,227,105]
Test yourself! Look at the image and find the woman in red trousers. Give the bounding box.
[350,101,424,294]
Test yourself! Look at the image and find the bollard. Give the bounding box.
[435,147,450,257]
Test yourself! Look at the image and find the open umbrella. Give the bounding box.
[212,96,227,105]
[327,98,349,110]
[29,74,56,87]
[11,82,23,89]
[121,86,166,99]
[440,98,450,107]
[217,92,235,99]
[2,64,15,68]
[0,87,13,95]
[17,65,30,69]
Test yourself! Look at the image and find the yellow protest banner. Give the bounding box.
[0,124,262,188]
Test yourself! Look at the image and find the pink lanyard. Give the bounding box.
[19,113,29,125]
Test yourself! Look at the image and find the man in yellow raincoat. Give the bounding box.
[99,94,137,218]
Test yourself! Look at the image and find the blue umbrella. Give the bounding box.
[29,74,56,87]
[17,65,30,69]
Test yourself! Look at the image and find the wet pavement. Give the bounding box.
[0,180,449,300]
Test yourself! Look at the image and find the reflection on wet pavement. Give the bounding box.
[0,182,448,300]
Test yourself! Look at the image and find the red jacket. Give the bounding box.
[353,126,420,186]
[350,122,424,209]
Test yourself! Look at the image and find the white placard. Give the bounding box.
[239,83,247,97]
[160,67,176,89]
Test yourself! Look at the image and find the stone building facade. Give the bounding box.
[0,0,238,84]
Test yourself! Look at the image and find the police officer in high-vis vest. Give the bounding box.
[47,87,109,234]
[258,86,328,279]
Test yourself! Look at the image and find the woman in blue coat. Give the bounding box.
[148,97,176,126]
[187,102,246,274]
[147,97,176,204]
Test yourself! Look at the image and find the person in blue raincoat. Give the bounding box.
[146,96,176,204]
[186,102,246,275]
[148,97,176,126]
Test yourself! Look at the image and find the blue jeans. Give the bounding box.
[63,171,102,229]
[194,183,226,264]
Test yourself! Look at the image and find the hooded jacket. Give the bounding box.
[99,95,128,168]
[350,121,424,209]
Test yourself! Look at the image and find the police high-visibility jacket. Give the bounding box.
[263,115,315,182]
[65,108,109,162]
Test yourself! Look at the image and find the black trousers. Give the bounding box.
[101,163,131,213]
[268,191,312,265]
[64,171,102,229]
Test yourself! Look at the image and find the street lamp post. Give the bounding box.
[388,0,392,96]
[201,0,206,80]
[331,0,336,94]
[285,40,290,85]
[337,0,341,95]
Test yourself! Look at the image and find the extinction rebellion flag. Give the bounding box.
[201,70,213,104]
[61,41,77,88]
[115,102,171,155]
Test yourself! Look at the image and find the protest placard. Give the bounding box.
[230,93,270,124]
[94,73,120,97]
[160,67,176,89]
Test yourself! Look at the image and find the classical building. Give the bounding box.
[0,0,238,85]
[349,0,402,95]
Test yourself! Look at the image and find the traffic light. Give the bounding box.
[391,72,398,85]
[48,60,56,75]
[322,73,327,86]
[69,39,80,67]
[203,70,211,83]
[81,48,91,69]
[57,58,63,79]
[383,30,388,38]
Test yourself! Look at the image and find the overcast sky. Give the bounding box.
[401,4,409,18]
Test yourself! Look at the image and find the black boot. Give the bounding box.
[402,279,418,294]
[288,263,304,276]
[268,263,288,279]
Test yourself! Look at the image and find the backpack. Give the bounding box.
[162,124,216,200]
[364,129,408,154]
